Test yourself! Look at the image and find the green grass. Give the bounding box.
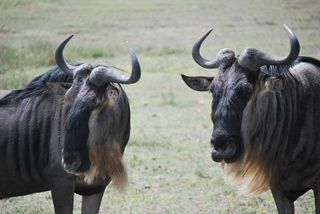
[0,0,320,213]
[0,42,53,72]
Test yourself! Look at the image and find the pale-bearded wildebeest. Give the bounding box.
[0,36,141,213]
[181,25,320,214]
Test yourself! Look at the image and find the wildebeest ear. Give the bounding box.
[264,76,285,92]
[45,82,72,95]
[181,74,213,92]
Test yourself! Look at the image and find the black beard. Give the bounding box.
[63,103,92,172]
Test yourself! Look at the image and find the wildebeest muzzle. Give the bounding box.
[211,135,242,163]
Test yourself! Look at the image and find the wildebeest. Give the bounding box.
[0,36,141,213]
[181,25,320,213]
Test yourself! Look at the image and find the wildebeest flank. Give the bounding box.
[0,36,141,213]
[182,25,320,214]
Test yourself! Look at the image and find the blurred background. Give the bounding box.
[0,0,319,213]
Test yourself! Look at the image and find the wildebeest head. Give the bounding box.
[182,25,299,163]
[48,36,140,185]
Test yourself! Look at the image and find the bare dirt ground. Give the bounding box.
[0,0,320,213]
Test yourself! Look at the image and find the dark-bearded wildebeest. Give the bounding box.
[181,25,320,214]
[0,36,141,213]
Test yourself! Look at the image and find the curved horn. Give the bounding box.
[192,29,220,69]
[55,35,75,74]
[238,24,300,72]
[89,41,141,86]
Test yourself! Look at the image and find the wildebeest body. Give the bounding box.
[0,89,60,197]
[0,35,141,213]
[0,68,68,197]
[182,26,320,213]
[239,60,320,197]
[0,67,111,198]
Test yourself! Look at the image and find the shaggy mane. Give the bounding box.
[222,62,300,195]
[0,64,77,105]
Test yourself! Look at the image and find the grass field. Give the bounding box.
[1,0,320,213]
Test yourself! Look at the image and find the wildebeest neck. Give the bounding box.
[226,63,320,195]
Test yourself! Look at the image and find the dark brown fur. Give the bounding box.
[182,57,320,213]
[0,62,132,212]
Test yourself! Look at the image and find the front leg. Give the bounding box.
[51,177,75,214]
[81,188,106,214]
[313,188,320,214]
[271,188,294,214]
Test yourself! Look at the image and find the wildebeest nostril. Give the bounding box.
[212,136,238,150]
[213,142,227,151]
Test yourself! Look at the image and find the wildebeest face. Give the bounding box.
[61,64,122,173]
[209,63,255,163]
[182,62,255,163]
[64,65,121,111]
[49,35,140,176]
[182,25,298,164]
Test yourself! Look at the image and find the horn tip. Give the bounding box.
[55,35,75,74]
[282,24,296,38]
[282,24,289,29]
[282,24,291,32]
[66,35,74,42]
[55,35,74,52]
[204,28,213,37]
[181,74,188,83]
[282,24,299,46]
[197,28,214,43]
[125,40,133,49]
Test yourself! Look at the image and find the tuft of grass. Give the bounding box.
[136,46,186,57]
[129,154,143,168]
[0,42,129,88]
[157,46,185,56]
[73,47,116,59]
[0,66,49,89]
[0,41,54,74]
[0,0,32,8]
[24,41,55,66]
[194,170,210,179]
[160,92,178,106]
[0,47,18,74]
[0,24,11,33]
